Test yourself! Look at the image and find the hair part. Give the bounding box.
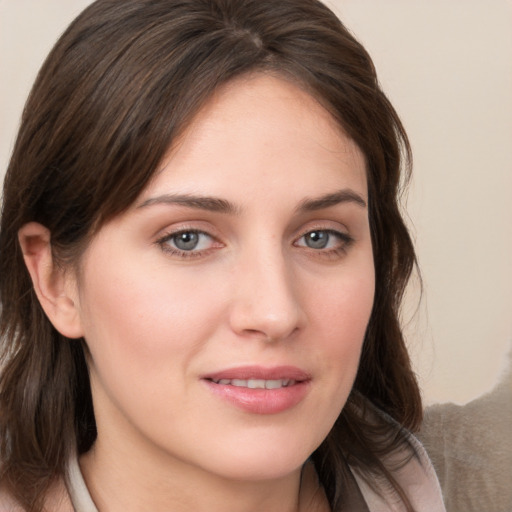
[0,1,420,510]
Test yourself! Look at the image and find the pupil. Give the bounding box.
[307,231,328,249]
[175,232,199,250]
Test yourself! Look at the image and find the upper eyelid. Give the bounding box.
[293,222,351,239]
[157,228,217,244]
[155,222,220,240]
[294,229,353,246]
[297,228,350,238]
[157,225,348,239]
[154,220,352,245]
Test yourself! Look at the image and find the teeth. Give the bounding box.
[265,379,282,389]
[211,378,296,389]
[247,379,265,389]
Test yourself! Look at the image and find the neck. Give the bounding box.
[79,438,317,512]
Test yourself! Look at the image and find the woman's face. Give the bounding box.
[72,74,374,481]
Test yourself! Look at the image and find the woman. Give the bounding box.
[0,0,445,510]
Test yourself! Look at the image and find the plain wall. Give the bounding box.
[1,0,511,405]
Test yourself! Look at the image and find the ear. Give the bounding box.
[18,222,84,339]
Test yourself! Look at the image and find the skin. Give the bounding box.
[20,73,374,511]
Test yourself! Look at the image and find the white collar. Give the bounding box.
[65,456,99,512]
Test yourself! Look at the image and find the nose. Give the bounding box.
[228,244,305,342]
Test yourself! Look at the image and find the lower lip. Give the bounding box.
[203,380,310,414]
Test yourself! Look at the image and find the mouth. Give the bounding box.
[202,366,311,414]
[202,365,310,382]
[206,378,297,389]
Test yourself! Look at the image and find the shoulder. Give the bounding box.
[419,365,512,512]
[349,405,446,512]
[352,433,445,512]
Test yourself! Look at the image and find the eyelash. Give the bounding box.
[157,229,219,259]
[294,228,354,259]
[156,227,354,260]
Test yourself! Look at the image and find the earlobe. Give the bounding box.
[18,222,84,339]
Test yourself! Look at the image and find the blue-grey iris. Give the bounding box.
[174,232,199,250]
[305,231,329,249]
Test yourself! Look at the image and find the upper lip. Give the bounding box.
[202,365,311,382]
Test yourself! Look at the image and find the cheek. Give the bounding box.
[285,267,374,454]
[80,253,218,343]
[308,267,375,388]
[76,254,228,408]
[314,264,375,343]
[76,258,230,440]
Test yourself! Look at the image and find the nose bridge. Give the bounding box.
[229,235,304,340]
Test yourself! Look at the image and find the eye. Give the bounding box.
[301,230,331,249]
[157,230,217,255]
[295,229,353,251]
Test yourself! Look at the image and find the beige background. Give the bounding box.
[1,1,511,405]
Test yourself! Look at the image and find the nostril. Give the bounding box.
[242,329,275,342]
[239,325,300,344]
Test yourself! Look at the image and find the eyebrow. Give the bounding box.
[137,194,240,215]
[296,189,367,212]
[137,188,366,215]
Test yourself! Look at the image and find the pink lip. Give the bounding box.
[203,365,311,382]
[201,365,311,415]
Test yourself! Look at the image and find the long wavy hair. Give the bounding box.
[0,0,421,510]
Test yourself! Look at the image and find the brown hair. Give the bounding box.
[0,0,421,510]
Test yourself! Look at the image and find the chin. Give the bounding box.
[212,455,306,482]
[193,429,321,482]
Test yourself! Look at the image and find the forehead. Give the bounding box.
[141,73,367,206]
